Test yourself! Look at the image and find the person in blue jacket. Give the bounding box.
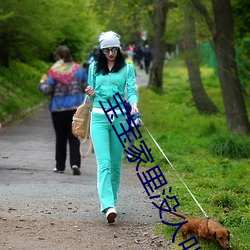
[86,31,138,223]
[39,45,88,175]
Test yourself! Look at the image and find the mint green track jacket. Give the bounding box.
[87,62,138,108]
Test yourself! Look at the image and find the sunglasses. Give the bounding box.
[102,47,119,55]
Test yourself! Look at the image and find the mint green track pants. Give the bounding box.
[90,111,127,212]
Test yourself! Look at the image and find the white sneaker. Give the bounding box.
[53,168,64,173]
[127,154,135,160]
[105,207,117,223]
[127,154,133,159]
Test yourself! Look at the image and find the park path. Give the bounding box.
[0,70,174,250]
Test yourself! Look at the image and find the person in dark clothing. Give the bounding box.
[143,44,152,74]
[134,45,144,69]
[87,46,99,67]
[39,45,88,175]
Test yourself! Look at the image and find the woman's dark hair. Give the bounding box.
[95,48,126,75]
[54,45,73,63]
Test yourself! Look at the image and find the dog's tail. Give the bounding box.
[168,211,187,220]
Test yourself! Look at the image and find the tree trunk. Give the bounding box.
[147,0,169,89]
[212,0,250,134]
[184,4,218,114]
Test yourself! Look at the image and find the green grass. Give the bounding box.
[0,60,50,123]
[136,58,250,249]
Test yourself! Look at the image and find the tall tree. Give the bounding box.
[184,1,218,114]
[148,0,177,89]
[191,0,250,134]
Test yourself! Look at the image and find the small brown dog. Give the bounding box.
[168,211,231,249]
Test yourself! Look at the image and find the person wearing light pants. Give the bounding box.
[86,31,138,223]
[91,111,127,211]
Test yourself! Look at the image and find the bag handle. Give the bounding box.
[79,111,94,158]
[83,94,88,105]
[79,136,94,158]
[79,94,94,158]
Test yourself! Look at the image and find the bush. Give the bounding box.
[210,135,250,159]
[210,192,237,209]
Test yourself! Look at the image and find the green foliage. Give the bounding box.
[0,0,100,66]
[233,0,250,104]
[236,37,250,95]
[92,0,156,46]
[136,58,250,249]
[0,60,49,122]
[165,2,184,44]
[201,121,217,136]
[232,0,250,39]
[210,192,238,210]
[210,134,250,159]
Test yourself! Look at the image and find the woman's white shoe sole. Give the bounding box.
[106,208,117,223]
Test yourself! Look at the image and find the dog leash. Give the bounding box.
[140,118,209,218]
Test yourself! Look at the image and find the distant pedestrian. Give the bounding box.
[85,31,138,223]
[134,45,144,69]
[87,46,99,70]
[143,44,152,74]
[39,45,88,175]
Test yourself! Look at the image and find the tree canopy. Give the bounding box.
[0,0,99,66]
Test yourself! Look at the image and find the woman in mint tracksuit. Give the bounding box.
[86,31,138,223]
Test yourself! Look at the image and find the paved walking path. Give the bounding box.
[0,70,173,249]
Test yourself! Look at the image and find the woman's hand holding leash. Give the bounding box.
[85,86,95,97]
[131,103,138,115]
